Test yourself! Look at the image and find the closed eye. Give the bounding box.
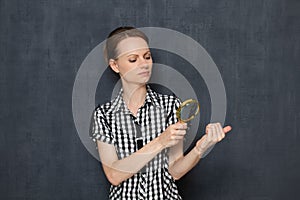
[129,59,137,63]
[127,51,151,63]
[144,52,152,60]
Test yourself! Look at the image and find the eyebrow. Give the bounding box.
[126,50,151,57]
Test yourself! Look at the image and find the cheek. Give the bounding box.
[118,62,138,74]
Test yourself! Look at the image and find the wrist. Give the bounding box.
[193,146,203,157]
[155,136,166,150]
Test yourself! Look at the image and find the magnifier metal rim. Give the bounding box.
[176,99,200,122]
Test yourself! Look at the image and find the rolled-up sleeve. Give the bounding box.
[89,107,114,145]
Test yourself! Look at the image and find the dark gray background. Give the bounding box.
[1,0,299,199]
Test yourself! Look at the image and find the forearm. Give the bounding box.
[101,137,164,185]
[169,123,232,180]
[169,146,202,180]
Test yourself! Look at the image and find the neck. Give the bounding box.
[122,83,147,109]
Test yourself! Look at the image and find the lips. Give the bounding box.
[138,71,150,76]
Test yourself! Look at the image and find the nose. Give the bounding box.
[139,63,149,70]
[138,57,151,69]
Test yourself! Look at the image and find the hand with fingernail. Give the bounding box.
[195,123,232,155]
[158,122,187,148]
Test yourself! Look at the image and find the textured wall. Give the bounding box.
[1,0,299,199]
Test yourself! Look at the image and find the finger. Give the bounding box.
[171,135,185,140]
[206,124,212,141]
[175,122,187,130]
[211,124,218,142]
[205,124,211,134]
[175,130,186,136]
[216,123,225,141]
[223,126,232,134]
[175,121,187,126]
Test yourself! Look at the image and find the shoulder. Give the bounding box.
[151,89,181,108]
[157,92,179,103]
[93,101,112,118]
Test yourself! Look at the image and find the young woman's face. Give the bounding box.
[109,37,153,85]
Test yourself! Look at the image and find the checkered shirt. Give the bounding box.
[90,85,182,200]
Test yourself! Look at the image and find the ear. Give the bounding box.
[109,59,120,73]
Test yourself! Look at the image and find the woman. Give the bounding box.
[90,26,232,199]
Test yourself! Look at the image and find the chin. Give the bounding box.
[142,77,150,83]
[135,79,149,86]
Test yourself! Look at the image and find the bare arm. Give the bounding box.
[97,136,163,186]
[97,122,187,186]
[168,123,232,180]
[168,140,201,180]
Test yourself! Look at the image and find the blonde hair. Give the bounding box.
[104,26,149,63]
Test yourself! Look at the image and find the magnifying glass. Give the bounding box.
[176,99,226,158]
[176,99,200,123]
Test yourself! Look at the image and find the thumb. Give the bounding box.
[223,125,232,134]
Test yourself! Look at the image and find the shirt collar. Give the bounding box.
[108,84,161,114]
[145,85,161,108]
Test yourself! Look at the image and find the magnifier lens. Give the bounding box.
[177,99,200,122]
